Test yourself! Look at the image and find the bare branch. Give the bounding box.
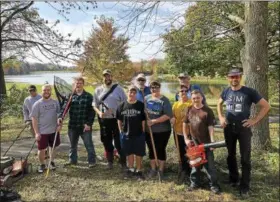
[0,1,34,33]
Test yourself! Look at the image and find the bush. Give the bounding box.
[0,84,29,118]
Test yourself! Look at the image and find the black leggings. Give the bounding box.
[146,131,171,161]
[175,134,191,174]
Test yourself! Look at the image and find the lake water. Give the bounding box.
[5,72,227,97]
[5,72,81,85]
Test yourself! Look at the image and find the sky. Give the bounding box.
[29,1,191,65]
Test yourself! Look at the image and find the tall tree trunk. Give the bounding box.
[0,63,6,96]
[0,35,7,96]
[242,1,270,149]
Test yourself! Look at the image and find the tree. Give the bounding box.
[242,2,270,148]
[0,1,97,96]
[77,16,132,83]
[117,1,277,149]
[163,2,278,79]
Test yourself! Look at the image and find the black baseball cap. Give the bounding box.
[228,69,242,76]
[28,85,36,91]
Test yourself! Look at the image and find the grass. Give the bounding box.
[1,116,279,201]
[158,74,229,85]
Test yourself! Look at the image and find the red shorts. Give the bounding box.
[37,133,61,150]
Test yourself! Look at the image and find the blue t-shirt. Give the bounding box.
[145,94,173,133]
[136,86,151,103]
[175,84,206,104]
[221,86,262,122]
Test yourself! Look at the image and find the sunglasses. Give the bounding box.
[180,90,187,93]
[138,79,146,82]
[28,89,35,92]
[151,86,160,89]
[228,75,240,79]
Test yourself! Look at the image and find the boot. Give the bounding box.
[106,152,113,170]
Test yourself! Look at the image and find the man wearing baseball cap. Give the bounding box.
[93,69,127,169]
[135,73,151,103]
[217,68,270,196]
[175,73,206,104]
[23,85,42,136]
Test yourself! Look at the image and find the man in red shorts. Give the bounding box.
[31,84,61,173]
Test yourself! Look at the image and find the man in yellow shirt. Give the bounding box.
[171,85,192,183]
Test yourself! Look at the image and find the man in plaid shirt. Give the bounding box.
[58,77,96,168]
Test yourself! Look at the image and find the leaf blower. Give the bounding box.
[186,140,226,167]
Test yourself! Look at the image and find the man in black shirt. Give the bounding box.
[217,69,270,196]
[116,85,146,180]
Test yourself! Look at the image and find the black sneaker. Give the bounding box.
[240,187,250,197]
[49,162,56,170]
[124,169,134,179]
[210,186,221,195]
[37,164,46,173]
[135,171,145,181]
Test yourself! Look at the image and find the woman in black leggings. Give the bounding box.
[144,81,173,179]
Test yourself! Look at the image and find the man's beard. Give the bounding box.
[105,80,112,86]
[43,94,51,99]
[231,81,240,87]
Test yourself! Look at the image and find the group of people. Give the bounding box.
[22,68,270,196]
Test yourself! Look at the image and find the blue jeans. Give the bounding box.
[68,128,96,164]
[190,150,218,188]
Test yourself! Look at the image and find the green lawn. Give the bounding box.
[1,116,279,201]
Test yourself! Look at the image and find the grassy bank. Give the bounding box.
[1,119,279,201]
[157,74,229,85]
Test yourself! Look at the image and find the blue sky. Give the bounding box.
[30,1,190,65]
[27,1,189,64]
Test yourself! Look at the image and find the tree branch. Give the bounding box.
[166,25,241,50]
[0,1,34,33]
[219,8,245,27]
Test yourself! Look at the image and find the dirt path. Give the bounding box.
[1,132,102,158]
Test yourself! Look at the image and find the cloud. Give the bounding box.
[28,1,191,64]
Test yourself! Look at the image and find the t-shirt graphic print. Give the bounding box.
[221,86,262,122]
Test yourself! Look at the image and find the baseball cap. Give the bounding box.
[28,85,36,91]
[136,73,146,81]
[228,69,242,76]
[102,69,112,76]
[178,72,190,79]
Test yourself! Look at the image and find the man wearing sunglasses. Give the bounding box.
[217,69,270,196]
[175,73,206,104]
[23,85,42,136]
[135,73,151,102]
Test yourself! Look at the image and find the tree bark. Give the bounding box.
[243,1,270,149]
